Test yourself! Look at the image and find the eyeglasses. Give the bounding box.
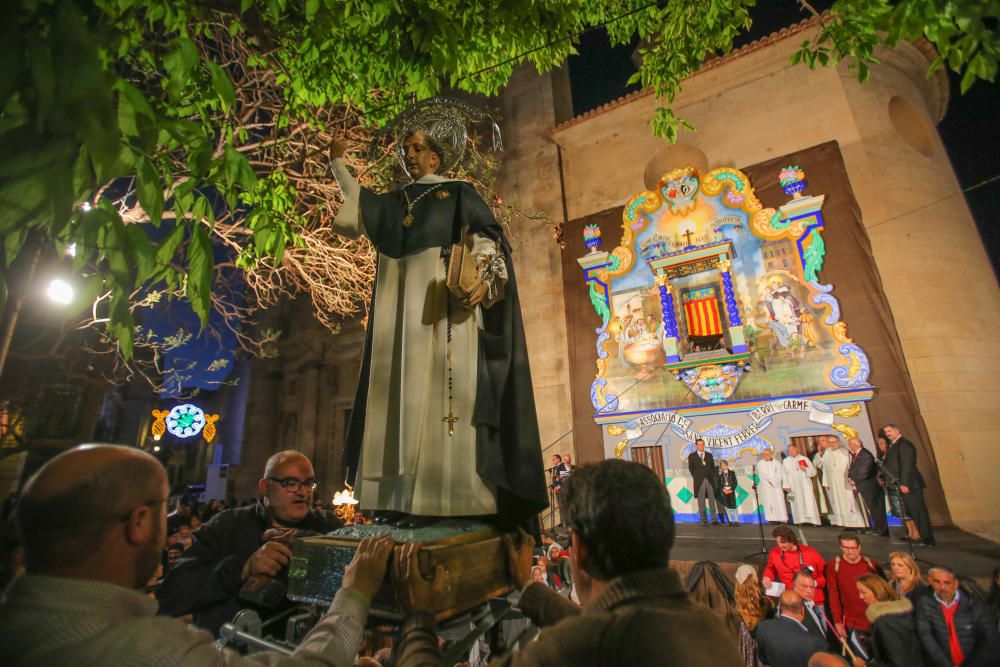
[267,477,318,492]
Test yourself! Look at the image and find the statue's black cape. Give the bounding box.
[342,180,549,522]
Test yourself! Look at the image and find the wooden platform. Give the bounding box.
[287,520,514,622]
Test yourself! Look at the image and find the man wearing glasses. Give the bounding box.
[158,449,341,636]
[1,445,392,666]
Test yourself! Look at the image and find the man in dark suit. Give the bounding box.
[687,439,719,525]
[757,590,828,667]
[847,438,888,536]
[883,424,935,547]
[792,571,834,648]
[549,454,568,526]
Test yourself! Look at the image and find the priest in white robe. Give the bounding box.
[811,437,831,517]
[821,436,867,527]
[755,448,788,523]
[783,443,821,525]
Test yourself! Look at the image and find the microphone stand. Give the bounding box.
[879,461,932,567]
[742,472,769,561]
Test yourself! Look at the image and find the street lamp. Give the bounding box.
[45,278,74,305]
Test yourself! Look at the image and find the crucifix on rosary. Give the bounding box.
[442,411,459,436]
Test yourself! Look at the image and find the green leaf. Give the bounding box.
[109,289,135,360]
[135,156,164,224]
[106,212,134,289]
[206,61,236,110]
[164,36,200,101]
[222,144,256,191]
[154,221,186,278]
[28,42,55,120]
[125,223,157,284]
[186,223,213,329]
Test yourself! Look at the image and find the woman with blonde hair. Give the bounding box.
[886,551,929,605]
[856,573,924,666]
[734,564,774,667]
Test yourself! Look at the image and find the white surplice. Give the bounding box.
[812,451,830,515]
[783,454,821,525]
[331,159,506,516]
[821,446,867,527]
[755,459,789,522]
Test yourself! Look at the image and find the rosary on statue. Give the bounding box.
[442,253,459,436]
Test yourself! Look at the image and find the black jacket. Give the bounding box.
[756,615,827,667]
[716,469,738,509]
[884,436,925,490]
[915,590,1000,667]
[848,447,878,485]
[157,503,340,636]
[865,598,924,667]
[688,451,716,489]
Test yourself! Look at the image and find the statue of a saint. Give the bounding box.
[329,100,547,527]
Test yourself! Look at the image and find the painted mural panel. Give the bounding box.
[580,166,872,419]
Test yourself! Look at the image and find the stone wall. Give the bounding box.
[494,66,579,465]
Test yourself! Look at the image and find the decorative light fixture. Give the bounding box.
[332,483,360,524]
[151,409,168,440]
[165,404,207,439]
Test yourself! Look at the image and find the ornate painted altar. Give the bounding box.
[578,165,877,521]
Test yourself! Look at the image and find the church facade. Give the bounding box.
[495,18,999,539]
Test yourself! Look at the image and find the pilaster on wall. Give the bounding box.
[835,45,1000,541]
[232,301,363,503]
[496,64,578,463]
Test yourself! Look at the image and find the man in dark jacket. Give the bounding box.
[391,459,742,666]
[158,450,341,636]
[688,439,720,525]
[846,438,887,536]
[915,566,1000,666]
[882,424,934,546]
[756,590,828,667]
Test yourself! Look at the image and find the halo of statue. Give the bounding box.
[373,96,503,177]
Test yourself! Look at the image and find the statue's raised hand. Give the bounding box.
[330,136,349,160]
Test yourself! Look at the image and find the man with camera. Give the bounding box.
[762,525,827,604]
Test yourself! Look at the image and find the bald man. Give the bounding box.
[755,590,828,667]
[0,444,393,666]
[158,450,342,636]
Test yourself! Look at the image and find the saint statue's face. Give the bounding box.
[403,130,441,179]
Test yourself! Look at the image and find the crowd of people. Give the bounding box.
[736,525,1000,666]
[1,442,998,666]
